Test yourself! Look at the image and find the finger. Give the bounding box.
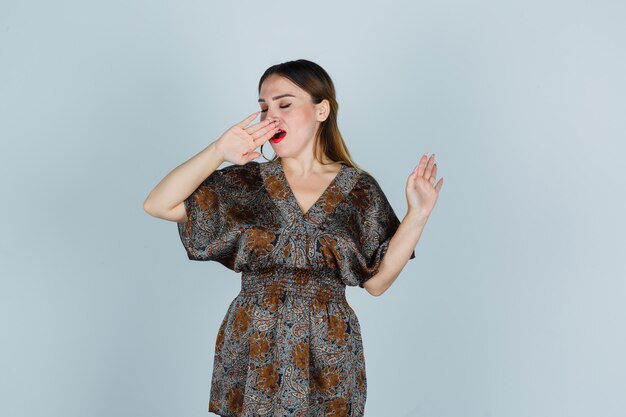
[415,153,429,177]
[251,123,277,142]
[249,119,277,137]
[253,125,278,146]
[424,154,435,179]
[237,111,260,128]
[429,163,437,185]
[245,118,274,133]
[423,153,435,177]
[435,177,444,192]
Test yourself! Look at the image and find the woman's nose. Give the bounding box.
[265,112,280,123]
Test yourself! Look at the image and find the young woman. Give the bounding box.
[144,59,443,417]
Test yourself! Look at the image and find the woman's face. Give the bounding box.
[258,74,328,158]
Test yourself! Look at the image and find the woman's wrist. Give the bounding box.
[204,140,227,166]
[404,209,429,228]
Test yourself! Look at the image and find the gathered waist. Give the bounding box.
[240,266,346,302]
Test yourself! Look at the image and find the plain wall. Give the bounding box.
[1,1,624,416]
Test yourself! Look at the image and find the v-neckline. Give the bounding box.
[259,158,360,226]
[277,158,345,217]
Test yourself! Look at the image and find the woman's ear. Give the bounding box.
[316,99,330,122]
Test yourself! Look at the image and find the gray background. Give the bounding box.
[1,1,625,416]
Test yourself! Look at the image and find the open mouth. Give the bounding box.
[271,129,287,141]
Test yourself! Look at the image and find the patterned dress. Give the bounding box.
[177,158,415,417]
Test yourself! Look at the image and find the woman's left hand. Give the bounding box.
[405,153,444,223]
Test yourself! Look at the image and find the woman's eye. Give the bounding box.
[260,104,291,113]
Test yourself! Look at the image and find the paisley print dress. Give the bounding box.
[177,158,415,417]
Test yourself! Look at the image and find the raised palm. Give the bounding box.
[405,153,443,221]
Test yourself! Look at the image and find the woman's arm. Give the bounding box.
[363,153,443,296]
[143,141,225,223]
[362,211,427,296]
[143,112,277,223]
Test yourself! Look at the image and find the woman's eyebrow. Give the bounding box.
[258,94,295,103]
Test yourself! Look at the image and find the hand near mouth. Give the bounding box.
[213,112,279,165]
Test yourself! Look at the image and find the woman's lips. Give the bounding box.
[271,129,287,142]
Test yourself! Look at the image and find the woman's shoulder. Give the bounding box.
[213,161,263,190]
[217,160,260,174]
[213,161,262,179]
[351,166,384,193]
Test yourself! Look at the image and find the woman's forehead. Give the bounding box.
[259,75,303,98]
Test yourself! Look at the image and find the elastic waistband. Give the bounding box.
[240,267,346,301]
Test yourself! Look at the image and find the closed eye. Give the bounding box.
[260,104,291,113]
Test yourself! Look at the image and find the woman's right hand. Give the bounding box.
[213,112,278,165]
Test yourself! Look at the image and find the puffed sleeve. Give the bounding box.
[340,174,416,288]
[176,169,238,270]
